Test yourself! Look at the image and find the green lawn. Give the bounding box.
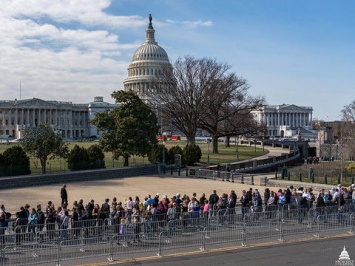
[0,140,268,175]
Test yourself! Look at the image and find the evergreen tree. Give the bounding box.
[91,91,159,166]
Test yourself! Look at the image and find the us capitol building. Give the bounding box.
[0,15,170,140]
[0,15,314,141]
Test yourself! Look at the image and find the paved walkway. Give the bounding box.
[1,145,288,215]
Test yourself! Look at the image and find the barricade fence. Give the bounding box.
[1,204,355,265]
[197,169,264,185]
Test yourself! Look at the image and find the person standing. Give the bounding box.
[0,205,8,245]
[208,190,219,217]
[36,205,45,240]
[60,184,68,207]
[61,211,70,240]
[28,208,38,236]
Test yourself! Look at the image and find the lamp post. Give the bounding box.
[162,139,166,165]
[207,138,211,165]
[254,136,257,153]
[236,137,239,160]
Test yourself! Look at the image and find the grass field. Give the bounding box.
[0,140,268,175]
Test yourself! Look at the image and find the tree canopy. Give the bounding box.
[21,123,68,174]
[91,90,159,166]
[150,55,264,152]
[1,145,31,176]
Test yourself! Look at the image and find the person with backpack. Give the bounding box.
[36,205,45,241]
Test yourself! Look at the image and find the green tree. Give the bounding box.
[87,144,105,169]
[2,145,31,176]
[168,145,183,164]
[22,123,68,174]
[183,144,202,166]
[67,145,90,171]
[91,91,159,167]
[0,153,5,176]
[147,144,168,164]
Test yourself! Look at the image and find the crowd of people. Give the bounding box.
[1,182,355,246]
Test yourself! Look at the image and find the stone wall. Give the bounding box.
[267,178,336,191]
[0,164,158,190]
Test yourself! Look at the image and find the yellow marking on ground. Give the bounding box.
[79,233,354,266]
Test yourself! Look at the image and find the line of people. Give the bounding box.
[1,183,355,246]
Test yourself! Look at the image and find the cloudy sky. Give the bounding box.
[1,0,354,120]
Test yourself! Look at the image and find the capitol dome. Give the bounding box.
[124,14,172,103]
[132,41,169,62]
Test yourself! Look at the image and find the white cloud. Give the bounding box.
[0,0,142,104]
[0,0,214,106]
[183,20,213,28]
[1,0,146,28]
[165,19,213,28]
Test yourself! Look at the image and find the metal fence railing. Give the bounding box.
[1,204,355,265]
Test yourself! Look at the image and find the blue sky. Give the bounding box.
[1,0,354,120]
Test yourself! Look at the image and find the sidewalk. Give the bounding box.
[0,145,287,215]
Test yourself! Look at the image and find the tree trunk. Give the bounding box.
[225,136,230,147]
[124,155,129,167]
[212,134,219,154]
[40,158,47,174]
[186,134,196,146]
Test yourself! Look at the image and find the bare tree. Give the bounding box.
[198,75,264,153]
[149,56,220,145]
[341,100,355,161]
[342,100,355,122]
[222,111,267,147]
[149,56,264,151]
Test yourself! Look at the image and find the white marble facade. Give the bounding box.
[124,15,172,103]
[0,96,115,139]
[253,104,313,137]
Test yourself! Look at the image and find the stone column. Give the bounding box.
[32,108,35,126]
[1,110,4,126]
[15,107,18,131]
[27,109,30,127]
[21,109,24,130]
[287,112,290,126]
[55,109,58,130]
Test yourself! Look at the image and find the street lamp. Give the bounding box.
[236,136,239,160]
[254,136,257,153]
[162,139,166,165]
[207,138,211,165]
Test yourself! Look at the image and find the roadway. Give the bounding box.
[82,234,355,266]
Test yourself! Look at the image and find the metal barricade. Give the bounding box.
[0,203,355,265]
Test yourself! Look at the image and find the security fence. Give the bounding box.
[1,204,355,265]
[197,169,268,186]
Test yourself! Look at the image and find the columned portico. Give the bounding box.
[252,104,314,138]
[0,97,116,139]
